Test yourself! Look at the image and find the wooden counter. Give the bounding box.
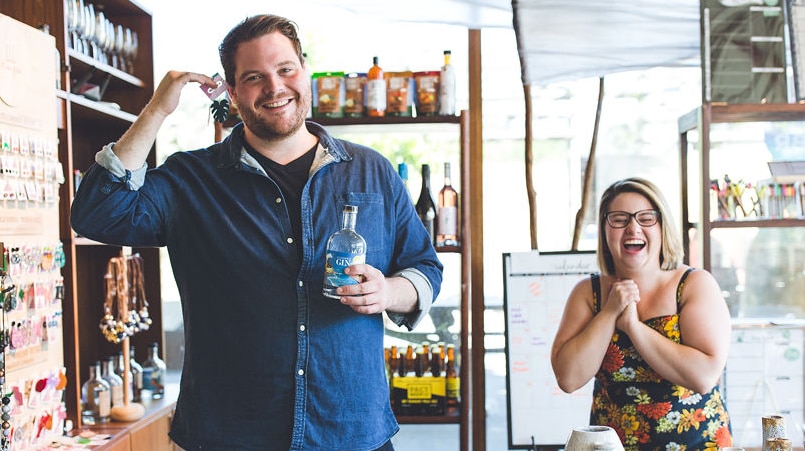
[73,384,180,451]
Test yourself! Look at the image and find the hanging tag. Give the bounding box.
[200,73,228,100]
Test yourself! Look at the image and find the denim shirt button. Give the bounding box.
[300,324,306,332]
[297,369,304,376]
[298,280,303,287]
[286,237,293,244]
[275,197,282,204]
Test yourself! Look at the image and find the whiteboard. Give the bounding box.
[502,250,599,449]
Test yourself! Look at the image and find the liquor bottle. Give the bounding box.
[129,345,144,402]
[436,162,460,247]
[398,162,411,201]
[439,50,456,116]
[366,56,386,117]
[323,205,367,299]
[102,356,124,408]
[445,344,460,414]
[141,342,166,399]
[415,164,437,245]
[81,361,111,424]
[114,351,132,403]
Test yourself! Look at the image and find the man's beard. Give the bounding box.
[239,92,310,141]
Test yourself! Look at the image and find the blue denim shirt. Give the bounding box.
[70,122,443,451]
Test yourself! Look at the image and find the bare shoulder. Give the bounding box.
[566,274,597,312]
[678,266,725,305]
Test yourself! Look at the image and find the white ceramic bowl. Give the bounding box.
[564,425,625,451]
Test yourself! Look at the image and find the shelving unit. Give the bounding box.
[0,0,167,437]
[679,102,805,448]
[678,102,805,270]
[316,111,471,451]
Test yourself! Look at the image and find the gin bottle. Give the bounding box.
[141,342,166,399]
[323,205,367,299]
[81,361,111,424]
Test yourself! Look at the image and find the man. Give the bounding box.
[70,14,443,451]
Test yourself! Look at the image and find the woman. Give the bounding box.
[551,177,733,450]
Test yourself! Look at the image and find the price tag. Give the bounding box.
[200,73,228,100]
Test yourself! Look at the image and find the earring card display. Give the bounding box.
[0,14,68,449]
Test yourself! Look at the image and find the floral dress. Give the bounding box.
[590,269,733,451]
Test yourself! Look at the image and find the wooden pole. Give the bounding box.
[572,76,604,251]
[111,250,145,421]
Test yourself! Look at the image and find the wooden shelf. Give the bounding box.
[68,49,146,89]
[396,413,461,424]
[312,114,462,126]
[679,102,805,133]
[68,92,138,124]
[709,218,805,228]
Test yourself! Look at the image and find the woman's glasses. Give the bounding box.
[605,209,660,228]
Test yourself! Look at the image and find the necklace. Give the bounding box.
[99,252,151,344]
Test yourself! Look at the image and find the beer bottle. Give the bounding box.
[430,343,443,377]
[446,344,460,414]
[404,344,415,377]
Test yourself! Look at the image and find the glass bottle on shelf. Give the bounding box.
[430,342,443,377]
[102,355,124,408]
[439,50,456,116]
[141,342,166,399]
[366,56,386,117]
[129,345,144,402]
[114,351,132,402]
[415,164,437,245]
[436,162,459,247]
[323,205,367,299]
[398,162,411,201]
[445,344,460,414]
[81,360,111,424]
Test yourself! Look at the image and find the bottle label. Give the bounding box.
[439,68,456,115]
[447,377,460,399]
[437,206,458,236]
[324,250,366,289]
[366,79,386,110]
[98,391,111,417]
[142,368,154,390]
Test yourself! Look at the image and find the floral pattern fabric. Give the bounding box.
[590,270,732,451]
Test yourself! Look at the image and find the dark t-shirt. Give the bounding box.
[245,141,317,260]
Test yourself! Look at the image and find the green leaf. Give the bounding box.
[210,99,230,123]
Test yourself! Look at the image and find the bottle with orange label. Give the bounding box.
[366,56,386,117]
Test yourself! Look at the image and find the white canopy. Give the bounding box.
[320,0,702,86]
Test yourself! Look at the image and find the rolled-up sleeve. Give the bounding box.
[95,143,148,190]
[387,268,434,330]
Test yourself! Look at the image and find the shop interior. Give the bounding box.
[1,0,805,450]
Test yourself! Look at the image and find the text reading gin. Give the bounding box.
[323,205,367,299]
